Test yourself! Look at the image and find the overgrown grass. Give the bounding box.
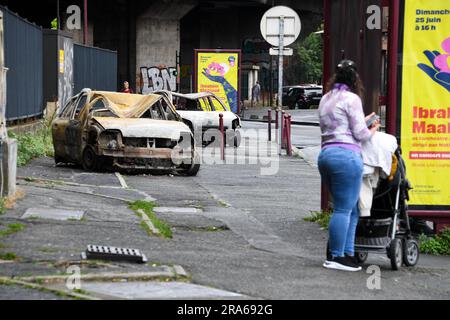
[129,201,173,239]
[304,210,332,230]
[8,122,54,167]
[419,228,450,256]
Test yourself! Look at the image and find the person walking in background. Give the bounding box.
[122,81,134,94]
[318,60,380,272]
[252,81,261,106]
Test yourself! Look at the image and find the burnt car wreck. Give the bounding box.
[52,89,200,176]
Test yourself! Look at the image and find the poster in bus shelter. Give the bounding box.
[400,0,450,208]
[195,50,241,114]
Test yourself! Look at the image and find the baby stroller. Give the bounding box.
[354,147,419,270]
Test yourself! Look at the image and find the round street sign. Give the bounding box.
[260,6,301,47]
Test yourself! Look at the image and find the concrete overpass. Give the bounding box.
[0,0,323,93]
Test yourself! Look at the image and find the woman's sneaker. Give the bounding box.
[323,256,362,272]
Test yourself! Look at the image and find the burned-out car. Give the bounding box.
[154,91,242,148]
[52,89,200,176]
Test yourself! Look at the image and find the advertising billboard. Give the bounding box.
[195,49,241,114]
[400,0,450,209]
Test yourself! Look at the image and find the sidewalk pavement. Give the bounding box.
[0,130,449,300]
[241,107,320,126]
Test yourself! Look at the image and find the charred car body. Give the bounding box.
[154,91,242,148]
[52,89,200,176]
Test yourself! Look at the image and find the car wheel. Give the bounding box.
[178,163,201,177]
[82,146,99,171]
[234,130,241,148]
[178,151,201,176]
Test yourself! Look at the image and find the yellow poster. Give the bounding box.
[196,51,240,113]
[401,0,450,206]
[59,49,65,74]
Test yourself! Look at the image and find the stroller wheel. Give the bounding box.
[355,252,368,264]
[389,238,403,270]
[403,239,419,267]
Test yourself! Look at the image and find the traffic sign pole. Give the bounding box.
[260,6,301,156]
[277,17,285,155]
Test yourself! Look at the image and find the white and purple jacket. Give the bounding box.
[319,84,372,153]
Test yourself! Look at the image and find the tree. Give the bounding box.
[51,18,58,30]
[294,31,323,84]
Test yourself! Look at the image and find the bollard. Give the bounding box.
[275,110,279,144]
[282,113,287,149]
[287,114,292,156]
[268,110,272,142]
[219,113,225,161]
[281,111,286,149]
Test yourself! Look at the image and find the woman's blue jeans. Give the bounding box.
[318,147,363,258]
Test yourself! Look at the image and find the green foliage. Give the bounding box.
[0,223,25,237]
[9,125,54,167]
[419,228,450,256]
[295,31,324,84]
[51,18,58,30]
[0,198,5,215]
[0,252,17,261]
[129,201,173,239]
[304,210,332,230]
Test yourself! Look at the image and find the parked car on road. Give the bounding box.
[52,89,200,176]
[154,91,242,147]
[282,85,323,110]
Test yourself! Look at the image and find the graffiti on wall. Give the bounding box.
[140,66,177,94]
[58,37,73,108]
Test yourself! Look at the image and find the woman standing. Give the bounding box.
[318,60,380,272]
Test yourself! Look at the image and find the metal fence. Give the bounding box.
[1,6,43,121]
[74,44,117,94]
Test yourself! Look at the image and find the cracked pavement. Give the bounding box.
[0,129,449,299]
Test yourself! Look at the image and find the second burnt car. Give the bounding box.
[52,89,200,176]
[154,91,242,148]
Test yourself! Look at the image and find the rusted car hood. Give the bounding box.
[93,117,190,140]
[177,111,239,128]
[91,91,162,118]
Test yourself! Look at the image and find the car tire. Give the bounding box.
[177,151,201,176]
[178,163,201,177]
[234,130,241,148]
[82,146,99,172]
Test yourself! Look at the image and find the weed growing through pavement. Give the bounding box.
[0,252,18,261]
[129,201,173,239]
[0,223,25,261]
[304,210,332,230]
[0,223,25,237]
